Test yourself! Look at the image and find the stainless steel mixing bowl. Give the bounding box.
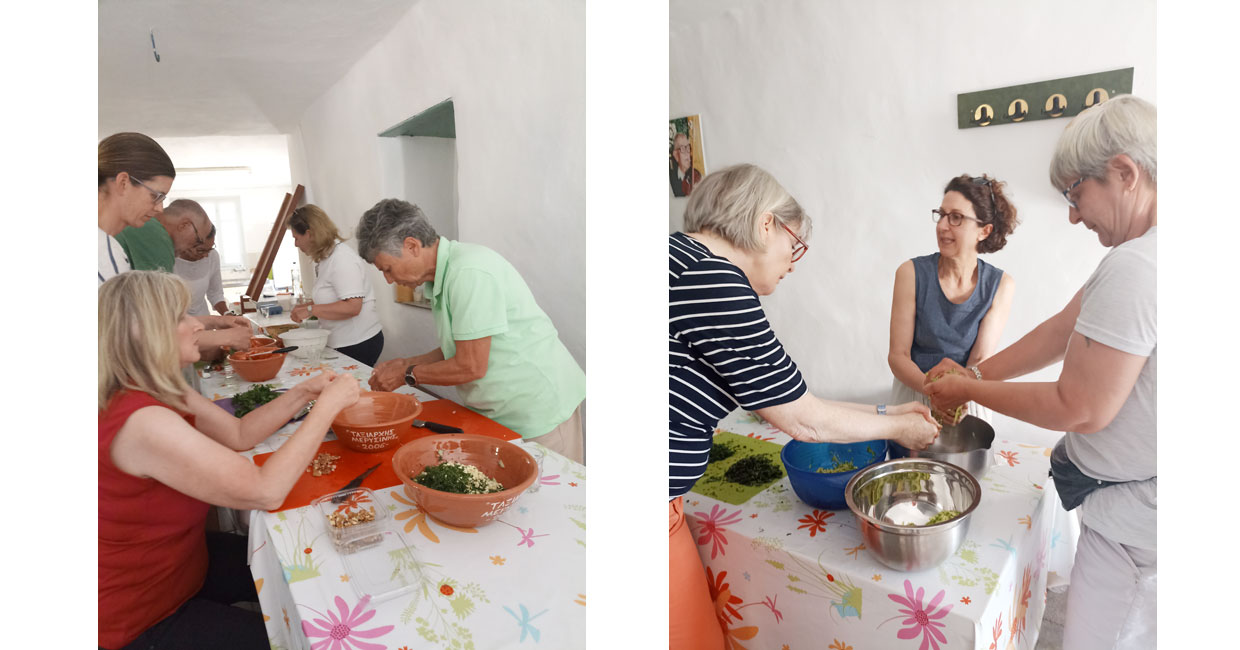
[888,414,995,479]
[845,458,981,571]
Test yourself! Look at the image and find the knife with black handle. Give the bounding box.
[412,419,464,434]
[331,463,381,503]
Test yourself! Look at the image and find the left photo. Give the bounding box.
[97,2,586,649]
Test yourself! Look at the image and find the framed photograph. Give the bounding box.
[669,115,705,197]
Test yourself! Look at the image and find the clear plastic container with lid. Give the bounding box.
[313,488,389,554]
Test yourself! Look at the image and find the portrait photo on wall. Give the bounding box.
[669,115,706,197]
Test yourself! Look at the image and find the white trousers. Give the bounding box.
[1063,524,1157,650]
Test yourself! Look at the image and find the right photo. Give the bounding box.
[668,3,1156,650]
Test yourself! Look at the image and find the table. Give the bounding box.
[686,409,1079,650]
[198,351,587,649]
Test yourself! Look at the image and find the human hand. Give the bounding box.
[219,325,253,351]
[886,401,935,421]
[924,358,968,385]
[295,369,338,398]
[368,358,407,392]
[894,412,941,451]
[222,315,253,330]
[924,372,971,423]
[316,374,361,413]
[290,304,310,324]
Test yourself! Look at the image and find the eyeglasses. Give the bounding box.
[971,176,997,214]
[779,221,809,262]
[131,177,167,205]
[931,208,985,227]
[673,143,691,153]
[187,220,206,248]
[1061,177,1086,209]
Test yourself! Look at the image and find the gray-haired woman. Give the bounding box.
[925,94,1157,649]
[668,163,940,647]
[356,199,587,464]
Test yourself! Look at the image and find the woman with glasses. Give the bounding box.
[98,271,360,650]
[287,205,385,367]
[887,174,1019,423]
[669,163,940,649]
[98,132,176,284]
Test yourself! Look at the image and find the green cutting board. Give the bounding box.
[690,430,786,505]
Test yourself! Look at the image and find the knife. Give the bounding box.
[331,463,381,503]
[412,419,464,434]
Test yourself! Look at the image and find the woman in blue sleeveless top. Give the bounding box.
[888,174,1019,423]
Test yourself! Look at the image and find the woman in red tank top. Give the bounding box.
[98,271,361,649]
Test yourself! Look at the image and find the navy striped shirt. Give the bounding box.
[669,233,807,499]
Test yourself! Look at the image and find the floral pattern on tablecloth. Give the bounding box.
[250,440,585,649]
[687,410,1079,650]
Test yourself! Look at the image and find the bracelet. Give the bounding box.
[968,365,983,381]
[876,404,887,416]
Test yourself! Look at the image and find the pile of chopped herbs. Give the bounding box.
[925,509,962,525]
[232,384,281,417]
[723,455,784,486]
[414,461,505,494]
[816,460,857,474]
[709,441,737,463]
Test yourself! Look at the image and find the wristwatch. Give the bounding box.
[876,404,887,416]
[404,364,419,387]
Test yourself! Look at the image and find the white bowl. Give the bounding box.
[279,328,331,359]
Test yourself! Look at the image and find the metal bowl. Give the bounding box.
[845,458,981,571]
[888,414,995,479]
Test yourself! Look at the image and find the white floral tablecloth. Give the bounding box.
[686,410,1078,650]
[198,352,587,649]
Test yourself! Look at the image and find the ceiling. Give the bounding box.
[99,0,418,137]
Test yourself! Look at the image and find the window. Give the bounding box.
[191,196,245,269]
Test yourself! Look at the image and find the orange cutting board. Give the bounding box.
[253,399,521,512]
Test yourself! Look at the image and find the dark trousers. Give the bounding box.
[114,532,267,650]
[336,330,385,368]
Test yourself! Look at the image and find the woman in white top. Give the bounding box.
[288,205,385,366]
[98,132,176,284]
[174,223,228,316]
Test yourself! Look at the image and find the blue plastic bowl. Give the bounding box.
[781,439,889,510]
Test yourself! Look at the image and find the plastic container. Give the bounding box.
[313,488,390,555]
[781,439,888,510]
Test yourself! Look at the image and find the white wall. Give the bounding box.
[158,135,294,274]
[670,0,1155,446]
[287,0,586,384]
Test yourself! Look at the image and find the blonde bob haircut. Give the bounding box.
[289,204,346,262]
[682,163,811,251]
[1049,94,1157,188]
[99,271,193,411]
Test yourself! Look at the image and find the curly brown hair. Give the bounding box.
[943,174,1019,254]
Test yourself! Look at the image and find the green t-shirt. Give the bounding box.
[426,237,585,438]
[114,218,175,272]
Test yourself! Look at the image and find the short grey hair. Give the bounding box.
[682,163,810,251]
[1049,94,1157,189]
[355,198,440,262]
[163,198,207,224]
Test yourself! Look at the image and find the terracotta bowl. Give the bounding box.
[392,434,538,528]
[249,336,278,351]
[331,392,423,453]
[227,349,287,382]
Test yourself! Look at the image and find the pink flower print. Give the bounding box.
[537,473,561,487]
[887,580,952,650]
[997,450,1019,466]
[692,504,744,559]
[761,594,783,623]
[301,594,395,650]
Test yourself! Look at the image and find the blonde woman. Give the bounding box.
[288,205,385,366]
[98,271,360,650]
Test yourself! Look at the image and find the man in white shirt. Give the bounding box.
[174,221,228,316]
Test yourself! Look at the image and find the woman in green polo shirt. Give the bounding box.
[355,199,587,464]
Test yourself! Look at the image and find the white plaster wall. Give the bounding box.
[670,0,1155,446]
[288,0,586,386]
[156,135,293,270]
